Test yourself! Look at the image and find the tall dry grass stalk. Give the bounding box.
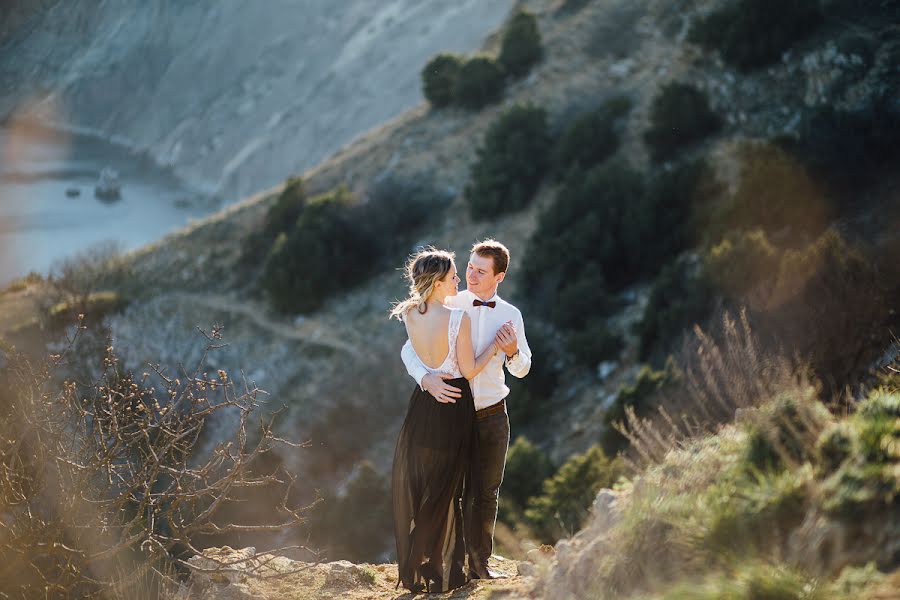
[616,309,816,467]
[0,318,311,598]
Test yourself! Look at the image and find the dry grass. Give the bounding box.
[616,309,813,467]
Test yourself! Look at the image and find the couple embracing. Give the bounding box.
[390,239,532,593]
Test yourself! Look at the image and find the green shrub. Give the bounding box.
[454,55,505,110]
[262,177,439,314]
[688,0,822,71]
[816,422,859,475]
[503,436,554,511]
[499,10,542,78]
[357,175,442,256]
[525,445,624,542]
[522,161,648,293]
[601,360,681,454]
[744,391,829,472]
[642,158,710,262]
[553,96,631,175]
[650,563,829,600]
[704,229,780,301]
[644,82,720,162]
[783,101,900,203]
[263,187,374,314]
[854,391,900,465]
[421,53,463,108]
[241,176,307,266]
[520,159,690,363]
[705,466,811,555]
[636,256,715,361]
[465,104,551,219]
[857,389,900,420]
[711,141,829,243]
[567,318,624,368]
[506,320,561,430]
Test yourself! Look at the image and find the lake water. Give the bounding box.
[0,124,217,287]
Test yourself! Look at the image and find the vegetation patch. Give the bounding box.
[421,53,463,108]
[465,104,551,219]
[498,10,543,78]
[524,445,624,543]
[553,95,631,176]
[453,55,506,110]
[644,82,721,162]
[263,177,439,314]
[688,0,823,71]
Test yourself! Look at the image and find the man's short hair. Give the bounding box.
[471,239,510,274]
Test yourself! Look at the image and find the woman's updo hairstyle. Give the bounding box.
[389,248,455,320]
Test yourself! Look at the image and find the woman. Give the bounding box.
[390,248,499,593]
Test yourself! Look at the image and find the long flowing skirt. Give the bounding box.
[392,378,479,593]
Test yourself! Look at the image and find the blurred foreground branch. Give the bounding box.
[0,319,310,598]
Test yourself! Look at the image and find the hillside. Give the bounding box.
[0,0,514,199]
[1,0,899,597]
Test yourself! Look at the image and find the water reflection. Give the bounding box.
[0,119,214,286]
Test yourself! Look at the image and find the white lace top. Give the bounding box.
[407,308,464,379]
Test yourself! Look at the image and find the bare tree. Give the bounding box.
[0,317,311,599]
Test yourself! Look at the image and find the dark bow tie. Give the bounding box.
[473,299,496,308]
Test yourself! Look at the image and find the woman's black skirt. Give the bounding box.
[391,377,480,593]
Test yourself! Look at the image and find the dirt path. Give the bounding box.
[169,292,363,359]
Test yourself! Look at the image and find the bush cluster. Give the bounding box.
[524,445,624,543]
[553,95,631,176]
[421,54,462,108]
[502,436,554,513]
[601,360,682,454]
[700,228,893,389]
[644,82,721,162]
[782,100,900,206]
[498,10,543,78]
[421,10,542,110]
[421,53,505,110]
[465,104,551,219]
[688,0,823,71]
[453,56,506,110]
[524,157,697,299]
[519,157,707,366]
[506,320,561,430]
[587,380,899,597]
[636,256,715,362]
[262,177,439,314]
[710,141,829,243]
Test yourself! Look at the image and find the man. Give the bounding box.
[401,239,531,579]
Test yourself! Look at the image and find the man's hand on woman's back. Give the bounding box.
[422,373,463,404]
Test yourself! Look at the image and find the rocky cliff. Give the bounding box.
[0,0,513,199]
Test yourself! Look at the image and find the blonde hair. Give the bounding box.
[389,248,455,320]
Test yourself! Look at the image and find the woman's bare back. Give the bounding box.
[404,306,453,370]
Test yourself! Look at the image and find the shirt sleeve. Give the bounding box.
[505,309,532,378]
[401,339,430,388]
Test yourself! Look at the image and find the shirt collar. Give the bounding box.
[469,290,499,304]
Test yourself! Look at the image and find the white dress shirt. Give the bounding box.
[401,290,532,410]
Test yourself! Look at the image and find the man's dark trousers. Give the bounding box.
[469,409,510,575]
